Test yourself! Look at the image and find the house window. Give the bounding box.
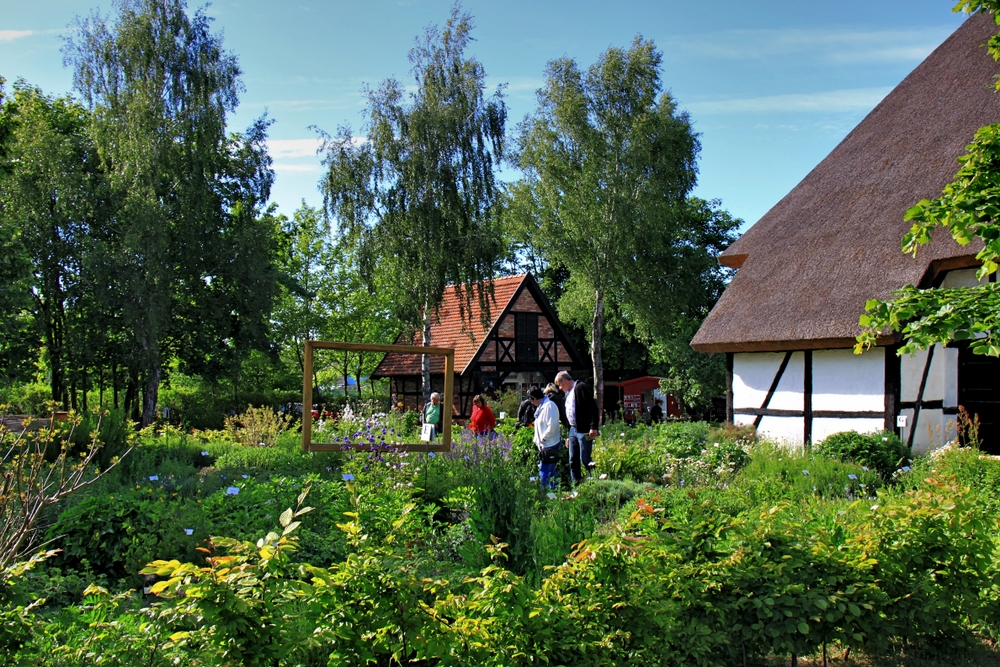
[515,313,538,362]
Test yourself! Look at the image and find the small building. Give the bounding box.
[617,376,680,424]
[691,13,1000,453]
[371,273,588,418]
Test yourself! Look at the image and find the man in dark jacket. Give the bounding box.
[555,371,600,484]
[517,393,537,427]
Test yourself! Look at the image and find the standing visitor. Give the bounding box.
[423,392,442,440]
[532,387,561,490]
[469,394,496,436]
[555,371,600,485]
[649,398,664,424]
[517,390,538,427]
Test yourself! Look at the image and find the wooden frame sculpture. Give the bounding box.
[301,340,454,452]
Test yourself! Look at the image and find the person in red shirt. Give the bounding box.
[469,394,496,435]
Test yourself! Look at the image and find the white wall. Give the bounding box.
[899,343,958,453]
[733,349,885,446]
[812,349,884,412]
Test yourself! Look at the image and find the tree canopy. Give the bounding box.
[320,5,509,400]
[511,37,739,414]
[63,0,281,425]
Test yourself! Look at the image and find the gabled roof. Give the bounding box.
[692,12,999,353]
[372,273,584,377]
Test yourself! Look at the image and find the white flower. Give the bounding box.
[599,473,608,480]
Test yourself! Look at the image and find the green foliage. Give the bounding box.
[9,422,1000,665]
[321,5,508,365]
[65,0,281,426]
[46,485,205,583]
[223,404,293,448]
[734,443,882,506]
[817,430,908,480]
[0,383,51,416]
[512,36,739,410]
[465,447,539,575]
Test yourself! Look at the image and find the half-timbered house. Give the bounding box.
[691,12,1000,453]
[372,273,587,419]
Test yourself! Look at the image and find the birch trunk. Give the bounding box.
[422,303,432,404]
[591,289,605,426]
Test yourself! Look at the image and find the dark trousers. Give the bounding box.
[567,426,592,484]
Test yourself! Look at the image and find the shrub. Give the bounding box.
[657,421,712,458]
[224,404,293,447]
[46,485,206,584]
[0,383,51,416]
[735,443,882,505]
[464,439,539,576]
[817,430,908,480]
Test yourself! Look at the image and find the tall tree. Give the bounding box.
[0,81,108,405]
[321,5,508,402]
[64,0,279,426]
[512,37,735,416]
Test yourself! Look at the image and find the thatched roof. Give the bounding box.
[692,12,1000,353]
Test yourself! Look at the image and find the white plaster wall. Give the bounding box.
[757,416,806,445]
[901,344,953,404]
[812,418,885,443]
[811,348,885,412]
[733,352,804,411]
[901,408,956,455]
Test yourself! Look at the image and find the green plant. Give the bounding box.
[224,404,293,448]
[1,411,129,569]
[466,449,539,576]
[47,484,206,583]
[817,430,908,480]
[141,492,319,666]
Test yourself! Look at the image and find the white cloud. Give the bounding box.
[0,30,36,42]
[685,86,892,115]
[663,26,953,65]
[272,163,323,173]
[268,138,323,159]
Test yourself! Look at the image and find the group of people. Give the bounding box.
[421,371,599,490]
[521,371,600,490]
[422,391,497,441]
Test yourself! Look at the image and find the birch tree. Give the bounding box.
[64,0,279,426]
[512,37,714,416]
[321,6,507,402]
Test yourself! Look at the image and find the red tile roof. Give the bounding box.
[373,274,528,376]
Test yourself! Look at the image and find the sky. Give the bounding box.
[0,0,975,231]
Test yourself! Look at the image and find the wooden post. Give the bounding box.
[442,349,454,451]
[726,353,734,425]
[302,340,313,453]
[803,350,813,450]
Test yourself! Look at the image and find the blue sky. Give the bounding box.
[0,1,973,230]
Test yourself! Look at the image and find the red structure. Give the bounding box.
[618,376,680,424]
